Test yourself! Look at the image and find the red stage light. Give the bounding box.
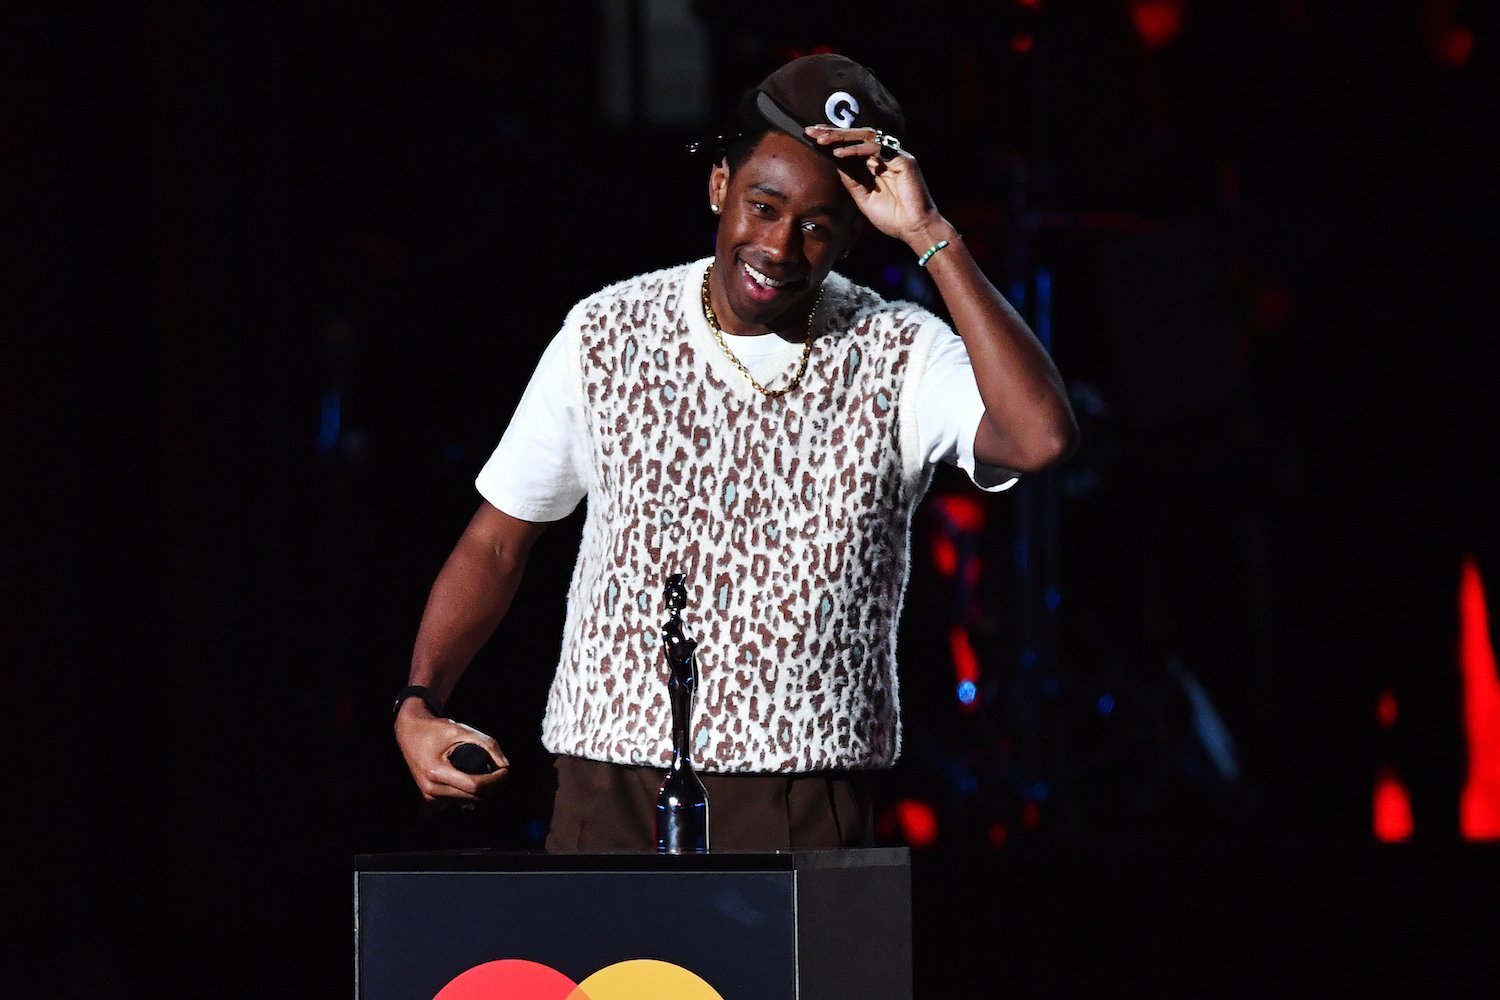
[1441,26,1475,67]
[780,43,836,61]
[1458,555,1500,839]
[931,534,958,577]
[1373,763,1414,843]
[1375,688,1399,729]
[896,799,940,847]
[1128,0,1186,49]
[931,493,987,534]
[1421,0,1475,69]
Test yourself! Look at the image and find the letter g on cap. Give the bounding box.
[824,91,860,128]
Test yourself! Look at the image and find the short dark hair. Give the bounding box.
[723,124,772,174]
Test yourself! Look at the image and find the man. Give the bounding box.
[393,53,1078,850]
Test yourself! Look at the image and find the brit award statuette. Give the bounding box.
[655,573,710,854]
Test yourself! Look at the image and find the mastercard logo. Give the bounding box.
[433,958,725,1000]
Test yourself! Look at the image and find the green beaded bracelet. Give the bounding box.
[917,239,952,267]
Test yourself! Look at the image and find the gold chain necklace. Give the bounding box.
[700,262,823,398]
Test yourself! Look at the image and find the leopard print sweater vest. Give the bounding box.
[541,258,943,771]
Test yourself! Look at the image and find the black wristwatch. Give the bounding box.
[392,684,445,721]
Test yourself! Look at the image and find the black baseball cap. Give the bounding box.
[748,53,906,147]
[687,53,907,182]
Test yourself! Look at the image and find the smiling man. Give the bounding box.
[393,53,1079,851]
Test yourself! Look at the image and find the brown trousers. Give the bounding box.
[544,755,875,852]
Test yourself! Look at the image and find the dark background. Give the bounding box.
[4,1,1497,996]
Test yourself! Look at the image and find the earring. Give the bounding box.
[711,204,720,214]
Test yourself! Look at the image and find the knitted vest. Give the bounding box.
[541,258,944,772]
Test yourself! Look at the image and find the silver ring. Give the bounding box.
[873,129,903,160]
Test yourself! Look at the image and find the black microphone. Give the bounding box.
[448,742,499,775]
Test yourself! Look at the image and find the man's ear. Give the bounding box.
[708,159,730,212]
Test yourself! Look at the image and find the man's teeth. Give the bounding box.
[744,262,789,289]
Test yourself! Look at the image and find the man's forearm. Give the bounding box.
[406,503,545,701]
[916,227,1078,472]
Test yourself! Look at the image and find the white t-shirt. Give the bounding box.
[478,306,1018,522]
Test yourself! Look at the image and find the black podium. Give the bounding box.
[353,847,912,999]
